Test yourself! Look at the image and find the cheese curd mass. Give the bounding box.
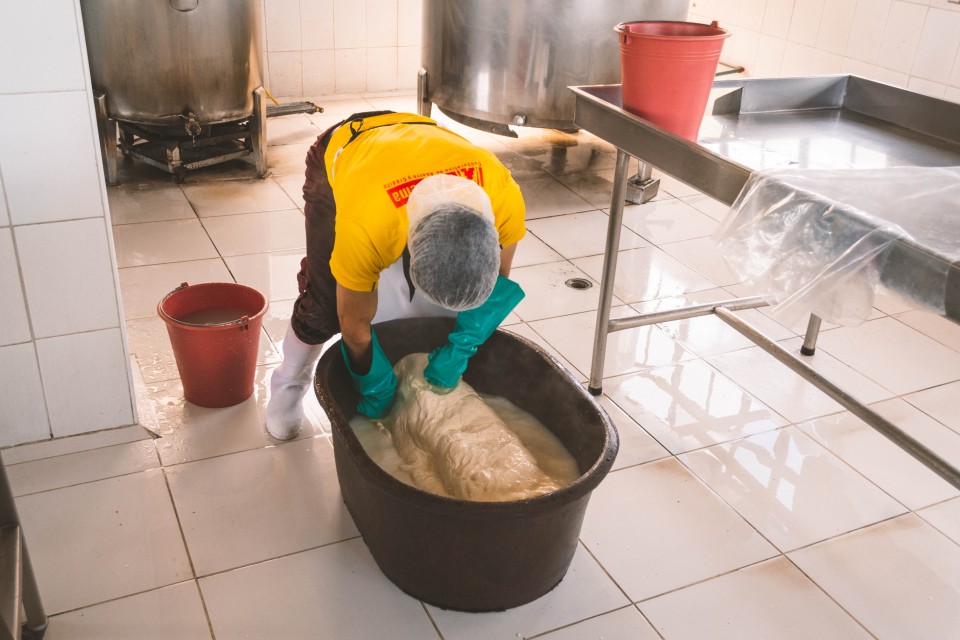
[350,353,579,501]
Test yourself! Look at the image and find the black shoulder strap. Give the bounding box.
[344,116,438,148]
[401,247,416,302]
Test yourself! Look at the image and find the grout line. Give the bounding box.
[158,462,218,638]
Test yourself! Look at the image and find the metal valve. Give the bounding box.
[182,112,202,141]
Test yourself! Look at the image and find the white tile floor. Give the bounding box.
[5,92,960,639]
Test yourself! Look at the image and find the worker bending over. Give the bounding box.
[266,110,526,440]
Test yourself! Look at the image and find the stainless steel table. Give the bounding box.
[571,75,960,489]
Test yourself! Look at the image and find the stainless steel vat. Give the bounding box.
[80,0,264,130]
[419,0,689,133]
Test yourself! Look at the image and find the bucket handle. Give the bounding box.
[615,20,721,45]
[164,282,251,330]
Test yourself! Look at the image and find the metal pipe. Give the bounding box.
[608,295,768,333]
[714,306,960,490]
[588,149,632,395]
[715,66,746,77]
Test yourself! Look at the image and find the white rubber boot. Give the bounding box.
[265,324,324,440]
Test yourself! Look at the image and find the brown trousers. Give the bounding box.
[290,111,394,345]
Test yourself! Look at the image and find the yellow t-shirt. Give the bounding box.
[323,112,526,292]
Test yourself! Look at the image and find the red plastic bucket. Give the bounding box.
[616,21,730,141]
[158,282,268,408]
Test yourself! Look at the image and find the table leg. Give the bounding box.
[588,149,632,395]
[800,314,823,356]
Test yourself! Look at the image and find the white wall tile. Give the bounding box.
[0,229,31,346]
[841,57,878,78]
[397,0,423,48]
[693,0,720,17]
[264,0,302,51]
[0,0,86,94]
[303,50,337,96]
[738,0,766,31]
[716,0,743,25]
[367,0,398,48]
[788,0,825,47]
[911,9,960,82]
[816,0,857,55]
[0,92,103,225]
[727,28,761,69]
[873,66,911,86]
[690,10,712,23]
[335,0,367,49]
[0,169,8,227]
[0,343,50,447]
[335,49,367,93]
[907,75,948,96]
[36,328,134,437]
[754,35,787,76]
[366,47,398,92]
[16,219,120,338]
[845,0,892,63]
[781,42,814,75]
[945,86,960,103]
[877,2,928,74]
[762,0,797,39]
[810,49,844,74]
[398,45,422,89]
[268,51,304,97]
[302,0,336,50]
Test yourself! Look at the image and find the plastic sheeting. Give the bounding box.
[716,167,960,327]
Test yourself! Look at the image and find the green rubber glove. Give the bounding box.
[424,275,525,388]
[341,328,397,419]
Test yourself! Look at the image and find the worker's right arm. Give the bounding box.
[337,283,397,419]
[336,284,377,373]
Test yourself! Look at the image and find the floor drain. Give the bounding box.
[564,278,593,290]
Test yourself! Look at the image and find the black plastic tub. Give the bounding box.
[313,317,618,612]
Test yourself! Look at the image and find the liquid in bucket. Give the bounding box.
[158,282,268,408]
[616,21,730,141]
[178,307,250,326]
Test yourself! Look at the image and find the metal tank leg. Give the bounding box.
[588,149,632,395]
[417,68,432,118]
[625,160,660,205]
[1,459,48,640]
[93,93,118,186]
[800,314,823,356]
[250,87,268,178]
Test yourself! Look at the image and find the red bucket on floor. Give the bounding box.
[616,20,730,141]
[158,282,268,408]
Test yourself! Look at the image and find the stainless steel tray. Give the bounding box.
[571,75,960,204]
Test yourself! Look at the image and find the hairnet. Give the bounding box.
[407,174,495,234]
[408,204,500,311]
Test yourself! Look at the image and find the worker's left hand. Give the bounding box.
[342,328,397,418]
[424,276,525,389]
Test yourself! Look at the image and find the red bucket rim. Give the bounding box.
[157,281,268,329]
[614,20,730,40]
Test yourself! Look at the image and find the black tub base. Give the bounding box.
[314,318,618,612]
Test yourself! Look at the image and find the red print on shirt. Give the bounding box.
[385,163,485,208]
